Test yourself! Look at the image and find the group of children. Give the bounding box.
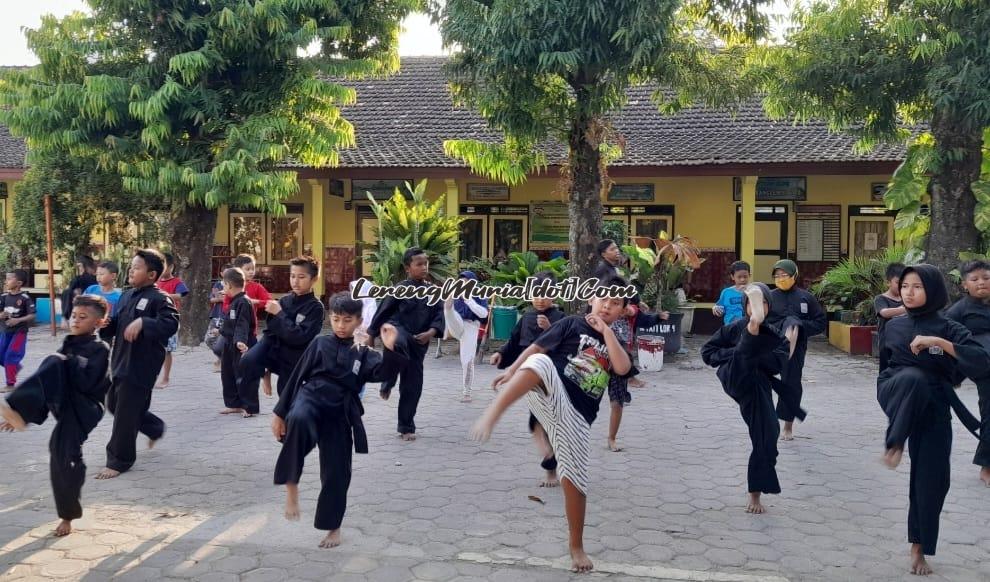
[3,242,990,578]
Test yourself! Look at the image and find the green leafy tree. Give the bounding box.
[0,0,414,344]
[759,0,990,282]
[434,0,770,282]
[364,180,463,285]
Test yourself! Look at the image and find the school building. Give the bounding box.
[0,57,905,301]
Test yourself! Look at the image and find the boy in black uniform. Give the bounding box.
[219,268,259,417]
[766,259,826,441]
[489,272,565,486]
[702,284,789,514]
[240,256,325,397]
[470,288,634,574]
[96,249,179,480]
[0,295,111,537]
[365,247,444,441]
[272,292,391,548]
[945,259,990,486]
[1,269,36,390]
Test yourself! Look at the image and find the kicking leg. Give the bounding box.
[561,477,592,573]
[470,367,543,442]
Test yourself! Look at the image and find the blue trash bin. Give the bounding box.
[35,298,62,324]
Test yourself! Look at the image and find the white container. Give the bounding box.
[637,335,665,372]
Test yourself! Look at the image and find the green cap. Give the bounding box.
[772,259,798,277]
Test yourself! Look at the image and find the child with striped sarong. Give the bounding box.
[470,289,634,574]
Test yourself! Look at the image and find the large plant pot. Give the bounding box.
[641,312,685,355]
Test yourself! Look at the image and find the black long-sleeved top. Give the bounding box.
[702,320,787,389]
[263,291,324,364]
[946,296,990,351]
[59,333,111,404]
[767,287,827,344]
[880,312,990,383]
[497,306,565,369]
[274,334,390,453]
[366,279,444,339]
[62,273,97,319]
[221,292,256,348]
[103,284,179,387]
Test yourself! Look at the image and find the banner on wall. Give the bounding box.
[529,201,570,249]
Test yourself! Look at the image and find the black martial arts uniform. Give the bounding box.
[239,291,324,397]
[5,334,110,521]
[702,318,789,495]
[103,284,179,473]
[767,285,826,422]
[61,272,97,322]
[367,279,444,435]
[945,295,990,468]
[220,292,259,414]
[497,306,565,370]
[877,265,990,557]
[273,334,390,531]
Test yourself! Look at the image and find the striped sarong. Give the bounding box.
[520,353,592,496]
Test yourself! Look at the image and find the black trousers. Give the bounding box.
[974,378,990,467]
[274,390,353,531]
[221,338,259,414]
[775,341,807,422]
[907,406,952,556]
[106,377,165,473]
[239,337,292,397]
[718,330,781,494]
[7,356,103,519]
[382,326,427,434]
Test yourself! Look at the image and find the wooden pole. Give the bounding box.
[44,195,57,337]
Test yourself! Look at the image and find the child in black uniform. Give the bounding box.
[240,256,325,397]
[877,264,990,575]
[767,259,826,441]
[219,268,259,417]
[945,259,990,486]
[365,247,444,441]
[272,292,391,548]
[0,295,111,536]
[702,283,789,514]
[490,272,565,486]
[471,290,634,574]
[96,249,179,480]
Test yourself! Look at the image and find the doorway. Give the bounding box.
[736,205,789,283]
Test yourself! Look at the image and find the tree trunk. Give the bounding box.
[928,112,984,292]
[567,112,604,286]
[170,204,219,346]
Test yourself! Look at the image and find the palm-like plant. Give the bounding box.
[812,246,909,324]
[628,233,704,312]
[490,251,569,308]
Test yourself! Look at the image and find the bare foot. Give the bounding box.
[628,377,645,388]
[155,380,169,389]
[607,439,624,452]
[460,394,472,403]
[744,285,766,326]
[884,446,904,469]
[53,519,72,537]
[400,433,417,442]
[570,546,594,573]
[285,484,300,521]
[980,466,990,487]
[262,375,273,397]
[379,387,391,401]
[0,399,27,431]
[219,407,245,415]
[0,421,14,432]
[213,361,221,373]
[780,422,794,441]
[319,529,342,548]
[746,492,765,514]
[95,467,121,480]
[540,470,559,488]
[910,543,933,575]
[242,412,255,418]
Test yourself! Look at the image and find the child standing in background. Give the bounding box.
[156,253,189,389]
[713,261,751,326]
[1,269,36,391]
[443,271,489,402]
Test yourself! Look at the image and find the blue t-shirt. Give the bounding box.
[83,284,123,315]
[208,281,225,319]
[716,286,745,325]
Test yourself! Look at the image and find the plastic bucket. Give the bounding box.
[637,335,665,372]
[491,306,519,341]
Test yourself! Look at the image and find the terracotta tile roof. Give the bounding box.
[0,57,905,171]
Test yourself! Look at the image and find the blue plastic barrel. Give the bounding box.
[35,298,61,324]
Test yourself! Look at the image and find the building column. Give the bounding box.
[740,175,758,268]
[444,178,459,264]
[308,179,326,298]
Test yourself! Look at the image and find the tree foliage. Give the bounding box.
[433,0,770,282]
[0,0,414,343]
[758,0,990,278]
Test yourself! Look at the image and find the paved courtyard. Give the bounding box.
[1,328,988,582]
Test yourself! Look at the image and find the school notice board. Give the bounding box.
[530,201,570,249]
